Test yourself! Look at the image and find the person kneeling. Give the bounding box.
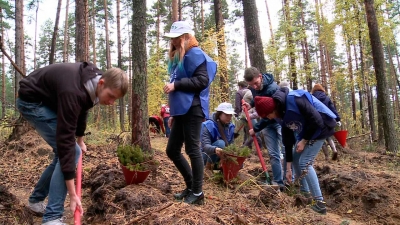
[201,103,236,170]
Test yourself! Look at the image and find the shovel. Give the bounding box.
[241,99,273,186]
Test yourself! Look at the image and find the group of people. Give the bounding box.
[17,20,340,225]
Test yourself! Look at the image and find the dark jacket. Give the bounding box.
[312,91,340,121]
[273,88,336,162]
[234,88,249,116]
[18,62,102,180]
[250,73,279,107]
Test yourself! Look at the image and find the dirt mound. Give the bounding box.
[0,184,33,224]
[318,165,400,225]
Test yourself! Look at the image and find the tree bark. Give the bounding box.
[49,0,62,64]
[172,0,178,22]
[344,35,357,123]
[214,0,229,102]
[131,0,151,152]
[75,0,89,62]
[314,0,327,90]
[15,0,25,105]
[364,0,398,152]
[117,0,125,132]
[242,0,266,72]
[283,0,297,89]
[63,0,70,63]
[0,7,4,119]
[298,0,312,91]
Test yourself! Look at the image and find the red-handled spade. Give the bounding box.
[241,99,272,185]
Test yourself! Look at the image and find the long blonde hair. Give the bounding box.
[167,33,199,74]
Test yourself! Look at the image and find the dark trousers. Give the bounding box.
[166,111,204,194]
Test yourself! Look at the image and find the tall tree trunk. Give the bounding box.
[15,0,25,106]
[172,0,178,22]
[63,0,70,63]
[0,7,4,119]
[117,0,125,132]
[314,0,327,90]
[283,0,297,89]
[131,0,151,151]
[201,0,204,36]
[242,0,266,71]
[126,5,132,128]
[49,0,62,64]
[104,0,111,69]
[34,0,39,69]
[357,3,375,140]
[344,35,357,123]
[364,0,398,152]
[91,0,96,65]
[387,46,400,120]
[352,43,364,130]
[265,0,279,80]
[214,0,229,102]
[76,0,89,62]
[298,0,312,91]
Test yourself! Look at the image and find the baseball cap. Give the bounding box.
[254,96,276,118]
[164,21,195,38]
[215,102,236,115]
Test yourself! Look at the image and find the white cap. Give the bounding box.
[164,21,195,38]
[215,102,236,115]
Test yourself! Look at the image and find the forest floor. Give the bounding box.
[1,129,400,225]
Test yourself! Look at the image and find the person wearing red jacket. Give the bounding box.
[160,104,171,137]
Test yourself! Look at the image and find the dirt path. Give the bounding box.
[1,130,399,224]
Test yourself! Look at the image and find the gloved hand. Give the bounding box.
[336,121,341,127]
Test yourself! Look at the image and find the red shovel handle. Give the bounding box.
[74,154,82,225]
[241,99,267,172]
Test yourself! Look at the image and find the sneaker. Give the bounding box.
[42,217,67,225]
[173,188,191,200]
[28,201,46,216]
[184,192,204,205]
[310,200,327,214]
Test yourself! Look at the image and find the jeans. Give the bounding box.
[16,98,81,223]
[292,139,324,200]
[261,122,284,186]
[243,119,262,148]
[166,110,204,194]
[163,117,170,138]
[202,139,225,165]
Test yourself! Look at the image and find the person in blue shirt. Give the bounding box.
[311,84,341,160]
[201,102,236,170]
[163,21,217,205]
[253,87,337,215]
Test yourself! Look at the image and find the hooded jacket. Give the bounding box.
[18,62,102,180]
[312,91,340,121]
[249,73,279,107]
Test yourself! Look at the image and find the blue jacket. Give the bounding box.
[169,47,217,118]
[312,91,341,121]
[201,113,235,155]
[272,88,337,162]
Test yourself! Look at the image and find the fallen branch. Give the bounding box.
[129,202,173,224]
[347,132,371,140]
[0,35,26,77]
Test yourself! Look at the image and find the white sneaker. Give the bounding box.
[28,201,46,216]
[42,217,67,225]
